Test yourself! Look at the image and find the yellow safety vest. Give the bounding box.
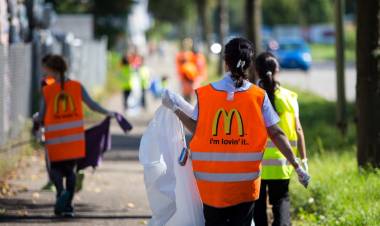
[261,86,299,180]
[120,65,133,91]
[139,66,150,89]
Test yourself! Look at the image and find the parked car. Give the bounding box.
[266,38,312,71]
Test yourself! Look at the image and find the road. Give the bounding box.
[279,62,356,102]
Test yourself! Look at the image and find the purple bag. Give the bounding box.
[77,114,133,171]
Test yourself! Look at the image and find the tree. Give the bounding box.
[195,0,212,52]
[245,0,262,53]
[356,0,380,168]
[262,0,300,26]
[299,0,333,25]
[217,0,228,74]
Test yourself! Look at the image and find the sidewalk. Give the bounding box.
[0,93,158,225]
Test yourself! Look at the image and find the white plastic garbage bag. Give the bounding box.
[139,106,205,226]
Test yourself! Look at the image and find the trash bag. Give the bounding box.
[139,106,205,226]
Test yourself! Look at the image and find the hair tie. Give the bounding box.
[266,71,272,77]
[236,59,246,69]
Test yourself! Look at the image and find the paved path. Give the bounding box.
[0,97,154,225]
[0,45,178,225]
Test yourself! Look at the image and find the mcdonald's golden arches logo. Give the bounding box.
[212,108,244,136]
[54,91,76,114]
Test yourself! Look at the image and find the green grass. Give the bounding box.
[310,44,355,63]
[297,89,356,154]
[286,87,380,225]
[290,152,380,226]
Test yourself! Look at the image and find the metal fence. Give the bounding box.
[0,39,107,147]
[0,44,32,146]
[68,39,108,93]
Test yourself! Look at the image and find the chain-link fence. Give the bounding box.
[0,38,107,148]
[68,39,107,93]
[0,44,32,146]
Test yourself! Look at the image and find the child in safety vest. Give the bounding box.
[120,56,133,111]
[38,55,116,217]
[252,52,308,226]
[162,38,310,226]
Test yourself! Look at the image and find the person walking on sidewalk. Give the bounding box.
[253,52,308,226]
[162,37,310,226]
[38,54,115,217]
[120,55,133,111]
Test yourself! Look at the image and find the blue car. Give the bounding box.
[267,39,312,71]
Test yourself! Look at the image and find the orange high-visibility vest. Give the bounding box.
[189,84,268,208]
[43,80,85,162]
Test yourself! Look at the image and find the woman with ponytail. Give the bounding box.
[253,52,308,226]
[38,54,115,217]
[162,38,310,226]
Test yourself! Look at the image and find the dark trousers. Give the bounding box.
[253,179,291,226]
[203,201,255,226]
[50,160,77,205]
[141,88,147,109]
[123,89,131,111]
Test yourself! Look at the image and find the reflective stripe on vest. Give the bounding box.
[45,120,84,132]
[266,140,297,148]
[194,171,261,182]
[262,159,289,166]
[45,133,85,145]
[192,152,263,162]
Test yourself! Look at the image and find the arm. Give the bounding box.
[38,95,46,125]
[174,109,197,133]
[267,124,300,170]
[81,85,111,115]
[296,117,307,160]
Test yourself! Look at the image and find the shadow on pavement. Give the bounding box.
[0,198,151,223]
[110,134,142,151]
[0,214,152,223]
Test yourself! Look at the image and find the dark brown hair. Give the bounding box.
[224,37,255,88]
[42,54,68,91]
[255,52,280,111]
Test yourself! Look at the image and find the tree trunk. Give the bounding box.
[245,0,262,54]
[196,0,211,53]
[218,0,228,75]
[334,0,347,135]
[356,0,380,168]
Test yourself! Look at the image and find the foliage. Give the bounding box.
[296,89,356,154]
[299,0,334,25]
[290,152,380,225]
[262,0,301,26]
[287,90,379,225]
[148,0,195,24]
[262,0,334,26]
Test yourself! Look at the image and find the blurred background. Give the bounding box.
[1,1,379,225]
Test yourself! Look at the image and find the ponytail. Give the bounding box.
[224,38,255,88]
[255,52,279,111]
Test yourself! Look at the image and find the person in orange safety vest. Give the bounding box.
[162,37,310,226]
[38,55,116,217]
